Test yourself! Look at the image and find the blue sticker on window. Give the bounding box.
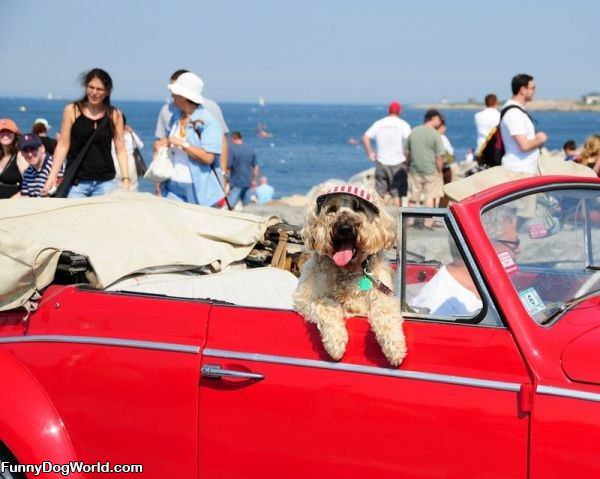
[519,287,545,315]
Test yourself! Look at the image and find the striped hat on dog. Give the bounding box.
[316,184,378,212]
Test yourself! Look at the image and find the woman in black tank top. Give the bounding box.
[0,118,28,198]
[42,68,131,197]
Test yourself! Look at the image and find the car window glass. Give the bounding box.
[402,214,483,321]
[481,188,600,324]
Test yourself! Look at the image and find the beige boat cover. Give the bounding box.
[0,191,278,311]
[444,155,596,202]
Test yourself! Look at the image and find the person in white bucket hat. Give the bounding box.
[168,72,205,104]
[154,69,230,174]
[154,72,225,206]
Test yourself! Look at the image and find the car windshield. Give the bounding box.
[481,187,600,324]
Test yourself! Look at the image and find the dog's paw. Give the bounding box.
[382,340,407,367]
[378,328,407,367]
[320,323,349,361]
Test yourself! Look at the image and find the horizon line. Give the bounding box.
[0,95,587,107]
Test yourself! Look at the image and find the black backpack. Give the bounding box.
[477,105,533,168]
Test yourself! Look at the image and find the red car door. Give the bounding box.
[198,300,530,478]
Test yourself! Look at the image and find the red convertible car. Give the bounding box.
[1,176,600,478]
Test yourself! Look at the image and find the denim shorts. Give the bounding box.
[67,179,118,198]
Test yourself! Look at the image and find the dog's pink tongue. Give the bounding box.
[333,247,354,267]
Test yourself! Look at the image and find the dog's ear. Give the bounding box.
[302,184,334,251]
[301,223,315,250]
[360,189,397,251]
[302,194,324,251]
[378,207,397,250]
[375,191,397,249]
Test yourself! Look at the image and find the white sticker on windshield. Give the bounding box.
[519,287,545,315]
[497,251,518,274]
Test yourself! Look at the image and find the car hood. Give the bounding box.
[562,304,600,385]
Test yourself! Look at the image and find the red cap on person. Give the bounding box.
[388,102,402,115]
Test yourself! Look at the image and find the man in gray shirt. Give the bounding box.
[155,69,230,172]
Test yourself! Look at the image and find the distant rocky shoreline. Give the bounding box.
[414,100,600,112]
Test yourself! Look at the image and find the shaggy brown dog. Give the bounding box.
[294,184,407,366]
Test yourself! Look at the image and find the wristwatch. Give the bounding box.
[182,141,191,150]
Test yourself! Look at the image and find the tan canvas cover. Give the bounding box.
[444,156,596,202]
[0,192,277,311]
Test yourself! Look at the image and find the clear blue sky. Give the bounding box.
[3,0,599,104]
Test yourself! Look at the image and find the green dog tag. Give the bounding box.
[359,275,373,291]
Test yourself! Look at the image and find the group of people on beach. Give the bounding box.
[363,73,600,211]
[0,68,275,207]
[3,69,600,208]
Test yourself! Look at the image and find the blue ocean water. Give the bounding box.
[2,98,600,197]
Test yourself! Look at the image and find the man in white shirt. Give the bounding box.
[362,102,412,206]
[500,74,548,174]
[474,93,500,152]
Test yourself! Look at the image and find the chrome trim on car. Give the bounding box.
[202,348,521,392]
[0,335,200,354]
[537,385,600,403]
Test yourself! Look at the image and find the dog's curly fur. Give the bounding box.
[294,184,407,366]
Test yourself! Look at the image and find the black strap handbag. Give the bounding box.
[131,131,147,176]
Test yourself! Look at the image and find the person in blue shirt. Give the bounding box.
[226,132,258,208]
[154,72,224,206]
[255,176,274,204]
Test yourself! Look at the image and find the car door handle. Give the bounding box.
[201,364,265,381]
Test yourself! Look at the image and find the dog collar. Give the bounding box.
[359,256,393,296]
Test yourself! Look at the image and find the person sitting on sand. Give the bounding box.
[255,176,274,204]
[13,134,53,198]
[563,140,579,162]
[0,118,28,198]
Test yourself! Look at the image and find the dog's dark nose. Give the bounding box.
[336,223,354,237]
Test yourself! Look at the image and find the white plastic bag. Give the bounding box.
[144,147,173,183]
